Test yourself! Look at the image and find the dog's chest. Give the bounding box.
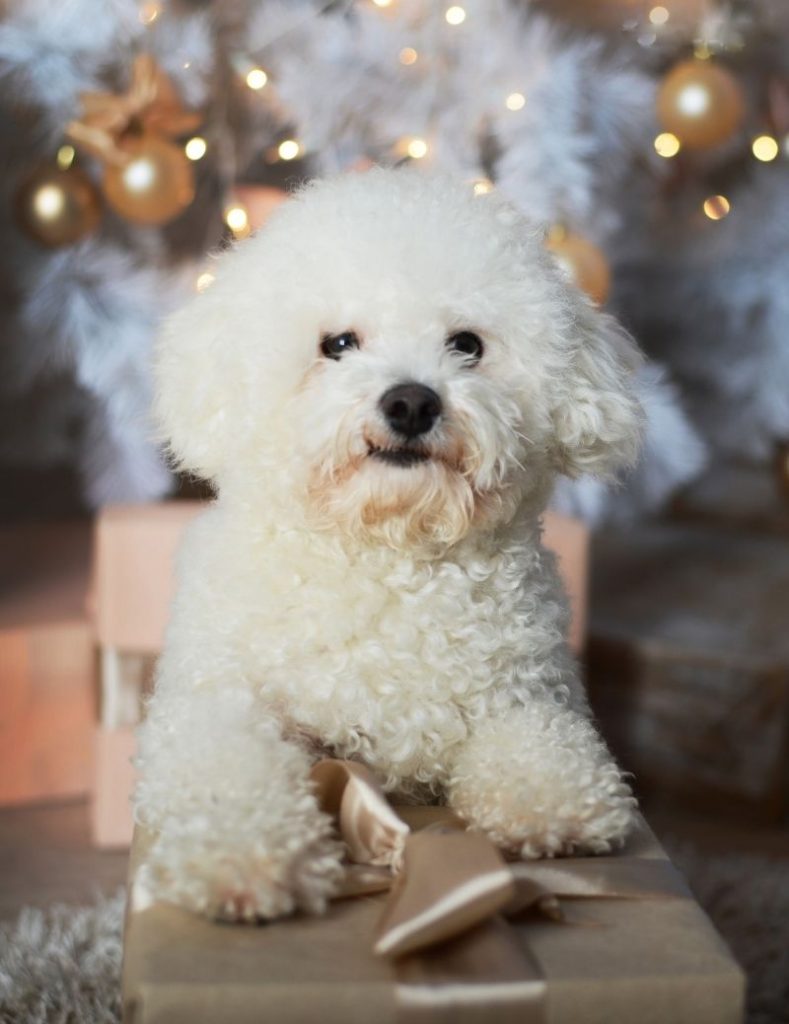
[239,540,530,733]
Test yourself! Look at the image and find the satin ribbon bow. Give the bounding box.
[66,53,202,166]
[310,760,687,960]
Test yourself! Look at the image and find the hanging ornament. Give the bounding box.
[15,164,101,247]
[103,134,195,225]
[545,227,610,306]
[656,59,745,151]
[66,53,202,226]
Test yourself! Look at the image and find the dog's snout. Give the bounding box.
[380,383,442,439]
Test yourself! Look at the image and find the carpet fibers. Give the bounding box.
[0,849,786,1023]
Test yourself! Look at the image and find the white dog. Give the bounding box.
[136,169,643,922]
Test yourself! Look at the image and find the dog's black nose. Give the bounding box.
[380,383,442,439]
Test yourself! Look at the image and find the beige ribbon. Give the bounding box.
[310,759,690,1022]
[66,53,202,166]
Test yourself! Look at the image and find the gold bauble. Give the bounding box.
[103,134,195,225]
[656,59,745,151]
[546,228,611,306]
[15,164,101,247]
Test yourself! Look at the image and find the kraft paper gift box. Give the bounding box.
[0,520,94,805]
[90,502,588,848]
[122,808,744,1024]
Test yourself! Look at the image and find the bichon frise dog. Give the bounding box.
[136,168,643,922]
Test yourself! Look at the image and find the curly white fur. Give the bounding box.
[136,169,641,920]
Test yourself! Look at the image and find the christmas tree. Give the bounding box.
[1,0,785,517]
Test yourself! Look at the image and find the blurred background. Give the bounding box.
[0,0,787,1020]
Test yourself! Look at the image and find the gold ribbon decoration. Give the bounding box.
[310,759,689,963]
[66,53,202,167]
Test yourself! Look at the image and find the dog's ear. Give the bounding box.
[153,287,231,482]
[549,294,644,479]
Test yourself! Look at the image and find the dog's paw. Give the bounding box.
[447,708,637,858]
[144,826,345,922]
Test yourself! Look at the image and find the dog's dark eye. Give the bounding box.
[320,331,360,360]
[446,331,484,364]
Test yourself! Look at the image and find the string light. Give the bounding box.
[184,136,207,161]
[196,271,215,293]
[138,2,160,25]
[277,139,301,161]
[56,145,76,170]
[505,92,525,112]
[371,0,392,6]
[703,194,731,220]
[445,6,466,25]
[225,204,250,237]
[399,47,418,66]
[472,178,493,195]
[752,134,779,162]
[246,68,268,90]
[654,132,681,157]
[648,6,670,26]
[405,137,428,159]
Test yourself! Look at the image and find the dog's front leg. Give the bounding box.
[446,699,636,858]
[135,682,343,921]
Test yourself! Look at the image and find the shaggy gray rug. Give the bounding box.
[0,849,786,1023]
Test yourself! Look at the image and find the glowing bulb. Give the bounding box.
[183,61,191,70]
[703,194,730,220]
[184,136,207,161]
[399,47,418,65]
[246,68,268,90]
[648,6,670,26]
[56,145,76,170]
[505,92,525,112]
[445,5,466,25]
[138,2,160,25]
[472,178,493,196]
[277,139,301,161]
[654,132,681,157]
[752,134,779,162]
[196,272,215,293]
[406,137,428,159]
[371,0,392,6]
[225,205,249,234]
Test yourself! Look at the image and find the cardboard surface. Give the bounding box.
[92,502,203,652]
[0,520,94,804]
[122,814,744,1024]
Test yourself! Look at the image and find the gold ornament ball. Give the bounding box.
[656,59,745,151]
[15,164,101,247]
[546,229,611,306]
[104,134,195,225]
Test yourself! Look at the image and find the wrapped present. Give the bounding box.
[0,520,94,804]
[587,521,789,821]
[122,761,744,1024]
[89,503,588,847]
[89,502,202,846]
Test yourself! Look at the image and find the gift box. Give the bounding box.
[89,503,588,847]
[0,520,95,805]
[587,520,789,821]
[122,799,744,1024]
[90,502,202,847]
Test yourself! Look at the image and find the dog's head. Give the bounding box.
[156,169,642,550]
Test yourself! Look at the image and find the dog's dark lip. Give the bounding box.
[368,445,431,467]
